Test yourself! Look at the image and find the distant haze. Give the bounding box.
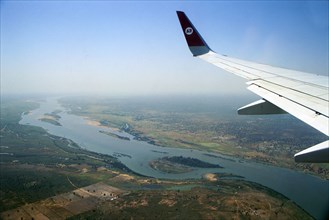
[1,1,328,96]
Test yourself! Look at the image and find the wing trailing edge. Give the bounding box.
[295,141,329,163]
[238,99,286,115]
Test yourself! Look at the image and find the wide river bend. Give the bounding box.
[19,98,329,219]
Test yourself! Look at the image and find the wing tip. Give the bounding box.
[176,11,211,56]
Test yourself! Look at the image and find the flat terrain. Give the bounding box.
[1,171,312,220]
[60,96,329,179]
[1,182,124,220]
[0,96,317,219]
[69,179,311,220]
[0,97,132,212]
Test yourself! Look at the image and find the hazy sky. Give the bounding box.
[1,1,328,96]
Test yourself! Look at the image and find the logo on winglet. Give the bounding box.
[185,27,193,35]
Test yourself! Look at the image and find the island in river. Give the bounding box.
[1,96,324,219]
[59,96,329,179]
[99,130,130,141]
[39,110,62,126]
[150,156,223,174]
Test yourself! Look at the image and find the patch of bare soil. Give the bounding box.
[0,182,126,220]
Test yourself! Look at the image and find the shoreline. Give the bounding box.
[78,118,328,181]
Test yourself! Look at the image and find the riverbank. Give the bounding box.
[1,97,314,219]
[99,130,130,141]
[67,178,313,220]
[59,96,329,180]
[14,96,329,219]
[0,98,148,212]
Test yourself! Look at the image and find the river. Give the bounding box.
[19,98,328,219]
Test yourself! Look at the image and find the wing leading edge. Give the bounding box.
[176,11,329,163]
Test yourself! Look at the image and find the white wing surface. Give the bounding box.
[177,11,329,163]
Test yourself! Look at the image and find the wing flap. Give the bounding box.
[248,83,329,136]
[294,140,329,163]
[238,99,286,115]
[249,80,329,117]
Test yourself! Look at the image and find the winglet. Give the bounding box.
[176,11,211,56]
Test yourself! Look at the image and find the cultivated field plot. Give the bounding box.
[0,182,126,220]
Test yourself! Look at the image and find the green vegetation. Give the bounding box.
[149,156,222,174]
[0,166,94,212]
[59,96,329,179]
[0,96,318,219]
[39,117,62,126]
[99,130,130,141]
[68,179,312,220]
[0,97,135,212]
[163,156,222,168]
[39,110,62,125]
[149,159,194,174]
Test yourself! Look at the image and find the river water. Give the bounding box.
[20,98,328,219]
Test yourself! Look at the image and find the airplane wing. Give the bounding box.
[176,11,329,163]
